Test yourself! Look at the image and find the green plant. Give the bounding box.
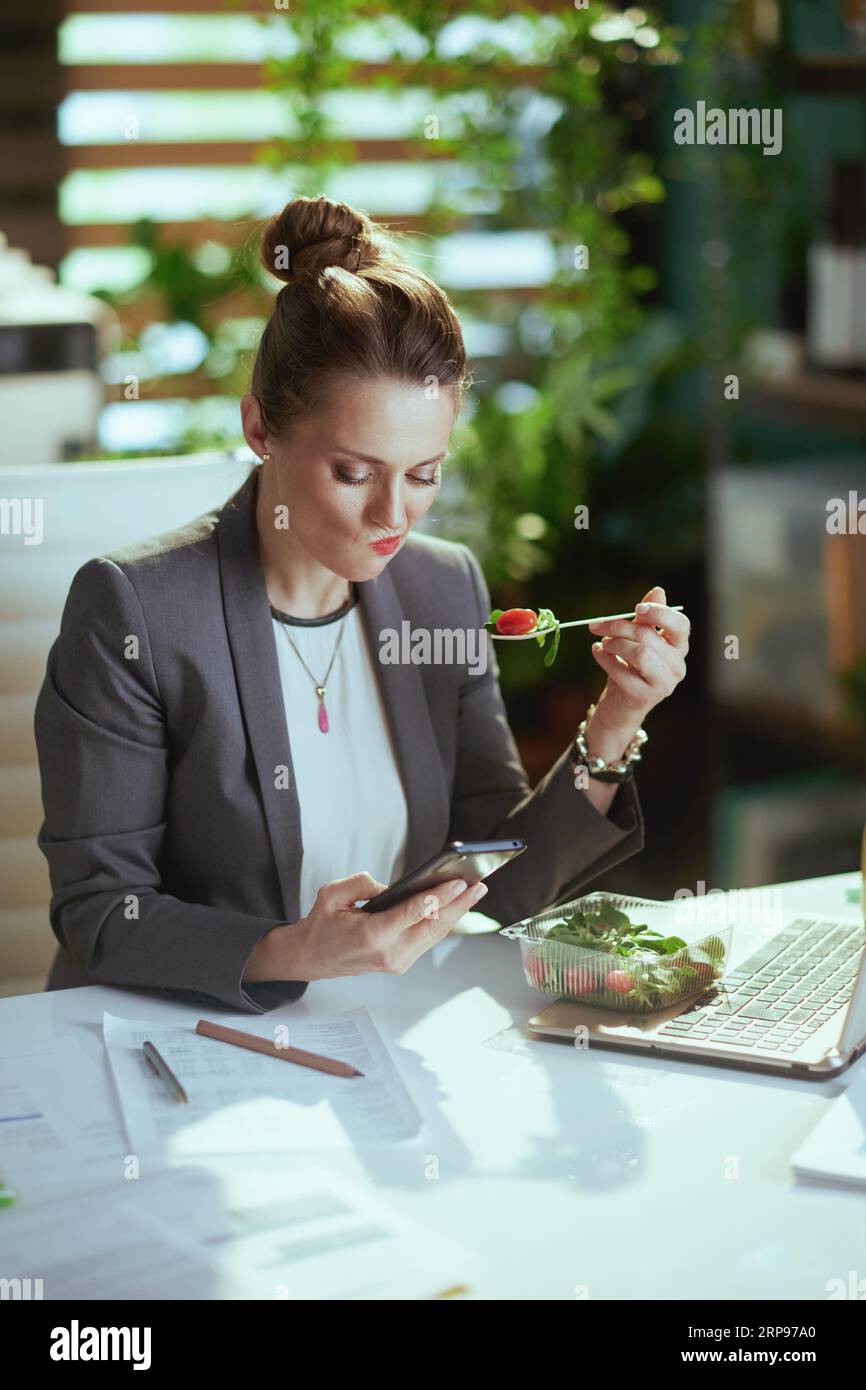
[99,4,693,598]
[528,899,727,1011]
[840,656,866,727]
[486,606,562,665]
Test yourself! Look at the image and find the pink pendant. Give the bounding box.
[318,700,329,733]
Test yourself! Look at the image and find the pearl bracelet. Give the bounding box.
[570,702,648,784]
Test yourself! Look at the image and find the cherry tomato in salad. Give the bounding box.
[605,970,636,995]
[686,961,715,987]
[496,608,538,636]
[564,966,597,997]
[525,948,549,988]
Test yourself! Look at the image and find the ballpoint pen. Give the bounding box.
[142,1040,188,1102]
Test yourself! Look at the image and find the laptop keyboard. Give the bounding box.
[655,918,864,1055]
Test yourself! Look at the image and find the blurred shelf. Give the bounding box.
[64,140,455,171]
[65,215,431,250]
[58,0,579,9]
[794,54,866,95]
[104,372,230,402]
[715,695,866,768]
[741,372,866,432]
[58,60,548,95]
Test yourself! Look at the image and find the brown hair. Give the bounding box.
[251,194,472,441]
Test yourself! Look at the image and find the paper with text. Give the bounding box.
[0,1038,132,1197]
[103,1007,423,1157]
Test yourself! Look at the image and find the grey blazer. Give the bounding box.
[34,467,645,1013]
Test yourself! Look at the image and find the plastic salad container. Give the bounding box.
[500,893,731,1013]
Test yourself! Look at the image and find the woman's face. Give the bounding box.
[247,376,457,581]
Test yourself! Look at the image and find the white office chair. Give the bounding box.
[0,452,251,996]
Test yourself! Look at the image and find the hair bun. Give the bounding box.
[260,194,392,283]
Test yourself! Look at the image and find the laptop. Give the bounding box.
[528,910,866,1079]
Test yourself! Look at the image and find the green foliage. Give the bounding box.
[840,656,866,729]
[99,3,700,615]
[94,218,260,332]
[484,605,562,664]
[535,899,727,1011]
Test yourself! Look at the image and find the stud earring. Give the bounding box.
[261,453,271,462]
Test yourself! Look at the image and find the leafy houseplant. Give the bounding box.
[94,3,697,696]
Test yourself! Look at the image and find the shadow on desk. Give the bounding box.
[221,931,831,1201]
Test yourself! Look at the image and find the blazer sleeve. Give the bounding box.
[446,544,645,928]
[34,557,308,1014]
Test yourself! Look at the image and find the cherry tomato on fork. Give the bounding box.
[496,609,538,636]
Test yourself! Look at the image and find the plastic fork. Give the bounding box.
[488,604,684,640]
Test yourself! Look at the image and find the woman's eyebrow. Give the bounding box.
[332,449,447,467]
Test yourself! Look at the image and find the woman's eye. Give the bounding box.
[335,469,439,488]
[335,471,371,487]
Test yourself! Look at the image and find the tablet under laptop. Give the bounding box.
[528,911,866,1079]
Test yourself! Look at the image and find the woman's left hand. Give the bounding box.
[587,585,689,729]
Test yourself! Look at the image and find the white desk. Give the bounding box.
[2,872,864,1300]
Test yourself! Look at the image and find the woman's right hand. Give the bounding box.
[243,871,489,984]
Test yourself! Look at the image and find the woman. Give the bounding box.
[34,195,689,1014]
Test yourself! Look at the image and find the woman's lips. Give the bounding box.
[370,534,403,555]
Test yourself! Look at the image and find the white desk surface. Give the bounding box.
[2,872,865,1301]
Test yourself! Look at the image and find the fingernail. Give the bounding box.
[449,880,467,899]
[592,640,603,651]
[636,603,650,614]
[473,883,488,901]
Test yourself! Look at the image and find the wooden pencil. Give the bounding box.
[195,1018,363,1077]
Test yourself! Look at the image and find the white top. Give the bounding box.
[271,586,410,920]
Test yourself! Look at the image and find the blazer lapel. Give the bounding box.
[216,468,451,924]
[357,565,452,875]
[217,468,302,921]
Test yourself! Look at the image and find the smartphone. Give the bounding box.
[359,838,527,914]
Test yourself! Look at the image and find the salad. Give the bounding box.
[486,607,561,667]
[523,900,727,1011]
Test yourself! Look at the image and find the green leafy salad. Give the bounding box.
[524,901,727,1011]
[486,607,561,666]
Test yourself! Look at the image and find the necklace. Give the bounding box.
[277,608,350,733]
